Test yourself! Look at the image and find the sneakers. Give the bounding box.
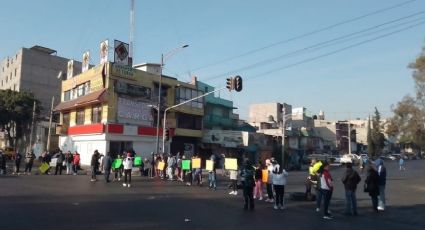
[377,207,385,211]
[265,198,270,202]
[259,197,263,201]
[268,199,274,203]
[123,183,127,187]
[234,191,238,195]
[280,205,286,210]
[323,215,333,220]
[315,208,320,212]
[253,196,256,199]
[274,205,278,210]
[229,191,235,195]
[90,179,96,182]
[127,184,131,188]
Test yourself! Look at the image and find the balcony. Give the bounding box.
[56,125,68,135]
[203,115,234,129]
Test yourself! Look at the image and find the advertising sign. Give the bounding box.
[202,130,248,148]
[82,51,90,72]
[114,40,129,66]
[67,60,74,79]
[117,97,153,125]
[100,40,109,64]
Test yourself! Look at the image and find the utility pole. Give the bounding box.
[46,96,55,152]
[28,101,36,152]
[281,108,286,168]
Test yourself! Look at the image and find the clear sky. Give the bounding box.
[1,0,425,121]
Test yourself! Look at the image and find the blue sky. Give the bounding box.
[1,0,425,120]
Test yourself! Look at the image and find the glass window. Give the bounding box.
[91,105,102,123]
[63,113,70,127]
[76,109,85,125]
[64,90,71,101]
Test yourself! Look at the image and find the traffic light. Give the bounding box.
[226,77,234,91]
[165,128,170,141]
[234,75,242,92]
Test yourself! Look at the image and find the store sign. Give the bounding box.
[111,63,134,79]
[117,97,153,125]
[114,81,151,99]
[114,40,129,66]
[202,130,248,148]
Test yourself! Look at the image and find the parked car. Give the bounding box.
[329,155,342,164]
[340,154,361,165]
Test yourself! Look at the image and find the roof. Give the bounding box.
[30,45,57,55]
[54,89,107,111]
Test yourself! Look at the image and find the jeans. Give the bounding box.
[378,185,386,208]
[274,185,285,207]
[266,183,274,199]
[104,168,111,182]
[124,169,132,184]
[243,186,255,210]
[15,162,21,173]
[345,189,358,214]
[231,179,237,192]
[316,188,323,209]
[371,195,378,211]
[24,162,33,173]
[322,189,332,216]
[208,172,216,188]
[66,163,72,174]
[73,164,78,174]
[91,166,97,180]
[55,164,63,175]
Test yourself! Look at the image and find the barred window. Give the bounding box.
[76,109,85,125]
[92,105,102,123]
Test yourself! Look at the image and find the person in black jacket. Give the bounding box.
[365,165,380,212]
[341,163,361,216]
[14,151,22,175]
[90,150,101,182]
[103,152,113,183]
[240,160,256,210]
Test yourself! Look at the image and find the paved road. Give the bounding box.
[1,160,424,230]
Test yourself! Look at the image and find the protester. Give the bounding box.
[208,154,217,190]
[54,151,64,175]
[42,151,52,175]
[103,152,113,183]
[272,164,289,210]
[90,150,101,182]
[341,163,361,216]
[365,165,380,212]
[184,156,193,186]
[13,151,22,175]
[264,159,274,203]
[253,162,263,200]
[375,159,387,211]
[240,160,256,210]
[72,151,80,175]
[0,150,6,175]
[176,153,183,181]
[306,159,322,200]
[315,164,325,212]
[229,168,238,195]
[167,154,176,181]
[122,152,133,187]
[64,151,73,175]
[399,157,406,171]
[320,162,334,219]
[24,151,36,175]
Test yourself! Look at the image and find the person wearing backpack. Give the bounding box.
[272,164,289,210]
[341,163,361,216]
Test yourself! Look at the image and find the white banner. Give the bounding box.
[82,51,90,72]
[117,97,153,125]
[114,40,129,66]
[67,60,74,79]
[100,40,109,64]
[202,130,248,147]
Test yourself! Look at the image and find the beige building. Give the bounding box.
[0,45,81,154]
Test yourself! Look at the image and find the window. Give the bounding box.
[14,68,17,76]
[84,82,90,95]
[177,114,202,130]
[176,87,203,109]
[63,113,70,127]
[91,105,102,123]
[64,90,71,101]
[76,109,85,125]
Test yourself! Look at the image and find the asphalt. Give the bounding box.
[0,160,424,230]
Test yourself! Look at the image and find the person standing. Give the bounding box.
[208,155,217,190]
[320,162,334,220]
[253,162,263,200]
[365,165,380,212]
[272,164,289,210]
[24,151,36,175]
[72,151,80,175]
[265,159,275,203]
[241,160,256,210]
[167,154,176,181]
[375,159,387,211]
[399,157,406,171]
[122,152,133,187]
[103,152,113,183]
[54,151,64,175]
[14,151,22,175]
[0,150,6,175]
[341,163,361,216]
[90,150,101,182]
[229,169,238,195]
[64,151,73,175]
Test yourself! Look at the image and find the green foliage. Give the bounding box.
[0,89,41,147]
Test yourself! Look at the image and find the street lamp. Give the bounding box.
[155,44,189,154]
[281,109,292,169]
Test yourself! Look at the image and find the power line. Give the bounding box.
[201,10,425,82]
[191,0,418,72]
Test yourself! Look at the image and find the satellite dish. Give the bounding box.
[57,71,63,79]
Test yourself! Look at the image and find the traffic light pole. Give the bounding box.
[162,86,227,153]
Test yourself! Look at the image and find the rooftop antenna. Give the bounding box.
[129,0,135,66]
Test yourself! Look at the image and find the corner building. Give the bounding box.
[55,62,203,165]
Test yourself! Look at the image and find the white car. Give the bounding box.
[340,154,360,164]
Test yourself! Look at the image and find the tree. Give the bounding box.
[388,45,425,154]
[0,90,41,149]
[372,107,386,155]
[367,116,376,158]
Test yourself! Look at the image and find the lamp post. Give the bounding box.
[46,96,55,152]
[155,44,189,154]
[281,109,292,169]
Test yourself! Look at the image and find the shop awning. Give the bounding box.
[54,89,107,111]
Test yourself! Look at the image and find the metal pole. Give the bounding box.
[155,54,164,154]
[46,96,55,152]
[282,108,286,168]
[348,122,351,154]
[28,101,36,152]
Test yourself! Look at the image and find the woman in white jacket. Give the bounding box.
[123,153,133,188]
[272,165,289,210]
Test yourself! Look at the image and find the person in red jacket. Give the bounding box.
[72,151,80,175]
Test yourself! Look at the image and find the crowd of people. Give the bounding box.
[0,148,390,219]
